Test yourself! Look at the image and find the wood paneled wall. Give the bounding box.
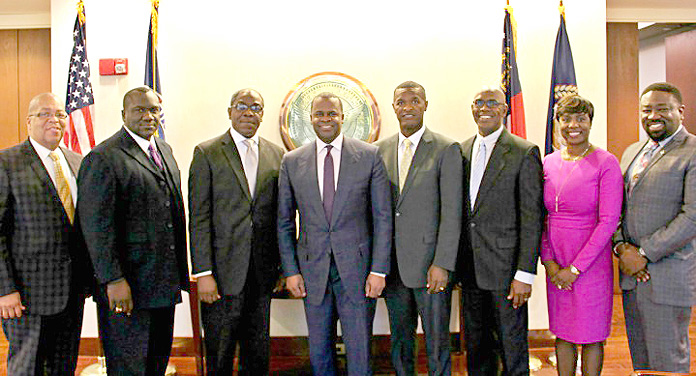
[606,23,640,160]
[666,28,696,134]
[0,29,51,150]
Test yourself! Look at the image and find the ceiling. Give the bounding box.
[2,0,696,15]
[0,0,48,15]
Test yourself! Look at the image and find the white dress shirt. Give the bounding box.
[316,134,343,200]
[229,127,260,185]
[30,138,78,206]
[470,126,535,285]
[124,126,160,158]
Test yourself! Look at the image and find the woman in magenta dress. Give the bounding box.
[541,95,623,376]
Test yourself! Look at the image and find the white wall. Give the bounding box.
[638,35,667,142]
[49,0,610,336]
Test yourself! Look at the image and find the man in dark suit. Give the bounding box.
[458,87,544,376]
[189,88,284,376]
[375,81,462,376]
[614,82,696,373]
[278,92,392,376]
[78,86,189,376]
[0,93,92,376]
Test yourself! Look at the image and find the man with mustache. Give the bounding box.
[614,82,696,373]
[0,93,93,375]
[78,86,189,376]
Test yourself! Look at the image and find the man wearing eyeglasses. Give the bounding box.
[458,87,543,376]
[189,89,284,376]
[0,93,94,375]
[78,86,189,375]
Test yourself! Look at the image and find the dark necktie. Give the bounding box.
[148,144,163,170]
[323,145,335,222]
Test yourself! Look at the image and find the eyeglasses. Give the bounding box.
[473,99,503,108]
[233,103,263,113]
[31,111,69,119]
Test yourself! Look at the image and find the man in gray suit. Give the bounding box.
[278,92,392,376]
[376,81,462,376]
[458,87,543,376]
[0,93,92,375]
[614,82,696,373]
[189,88,284,376]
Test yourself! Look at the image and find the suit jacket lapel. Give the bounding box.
[60,146,81,178]
[24,141,59,197]
[330,138,359,227]
[399,129,433,206]
[221,132,252,201]
[118,129,161,178]
[472,130,510,215]
[254,138,275,201]
[155,137,183,201]
[300,143,327,227]
[634,130,687,191]
[462,138,475,215]
[22,141,66,218]
[381,136,400,207]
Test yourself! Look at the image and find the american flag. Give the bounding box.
[64,0,95,155]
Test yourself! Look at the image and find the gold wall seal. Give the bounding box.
[279,72,381,150]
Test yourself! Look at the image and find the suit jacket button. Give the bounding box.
[395,212,401,217]
[165,202,171,208]
[167,223,173,229]
[169,245,175,250]
[470,222,476,228]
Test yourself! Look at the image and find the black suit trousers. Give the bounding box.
[95,288,175,376]
[461,286,529,376]
[200,258,272,376]
[383,270,452,376]
[2,291,85,376]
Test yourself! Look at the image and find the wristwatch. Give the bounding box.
[569,265,580,275]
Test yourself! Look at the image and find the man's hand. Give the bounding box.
[197,275,221,304]
[365,274,386,298]
[634,269,651,283]
[551,268,578,290]
[0,292,25,319]
[107,279,133,315]
[286,274,306,298]
[426,265,449,294]
[507,280,531,309]
[618,244,648,276]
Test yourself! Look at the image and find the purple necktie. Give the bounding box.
[323,145,335,222]
[148,144,163,170]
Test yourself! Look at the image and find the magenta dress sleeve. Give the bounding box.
[570,154,624,272]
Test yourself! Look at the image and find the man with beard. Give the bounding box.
[614,82,696,373]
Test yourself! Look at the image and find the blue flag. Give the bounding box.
[144,0,166,140]
[545,9,578,155]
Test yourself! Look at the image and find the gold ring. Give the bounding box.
[439,287,445,291]
[114,307,123,313]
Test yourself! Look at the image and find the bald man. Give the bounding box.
[458,87,543,376]
[189,89,284,376]
[78,87,189,375]
[0,93,93,375]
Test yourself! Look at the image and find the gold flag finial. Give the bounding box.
[150,0,159,47]
[77,0,85,25]
[559,0,566,18]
